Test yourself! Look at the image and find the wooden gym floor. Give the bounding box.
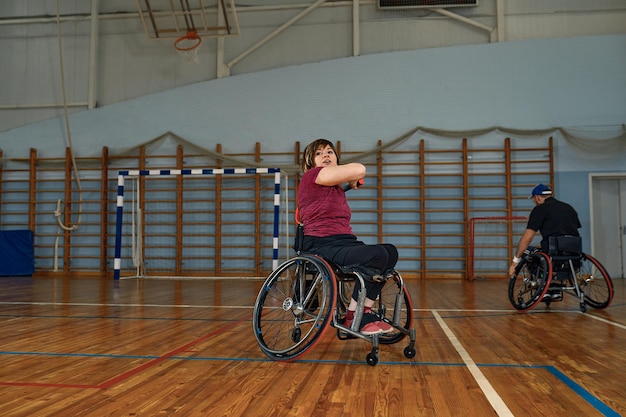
[0,275,624,417]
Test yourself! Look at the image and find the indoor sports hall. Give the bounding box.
[0,1,625,416]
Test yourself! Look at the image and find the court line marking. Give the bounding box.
[432,310,514,417]
[1,300,623,414]
[0,301,252,309]
[0,300,619,315]
[433,310,623,417]
[0,349,621,414]
[0,301,609,313]
[546,366,622,417]
[0,317,247,390]
[580,311,626,330]
[97,316,248,389]
[2,301,625,330]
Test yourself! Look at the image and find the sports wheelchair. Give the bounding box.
[253,222,417,366]
[508,235,614,313]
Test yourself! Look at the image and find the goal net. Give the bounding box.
[468,216,541,280]
[113,168,282,280]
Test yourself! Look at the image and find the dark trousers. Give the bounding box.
[303,234,398,301]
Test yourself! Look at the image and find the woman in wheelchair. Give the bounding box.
[297,138,398,335]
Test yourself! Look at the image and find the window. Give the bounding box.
[378,0,477,10]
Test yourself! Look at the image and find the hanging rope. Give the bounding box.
[54,0,83,231]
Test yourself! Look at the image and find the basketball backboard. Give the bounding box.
[136,0,240,39]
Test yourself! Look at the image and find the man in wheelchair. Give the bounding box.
[508,183,582,301]
[297,139,398,335]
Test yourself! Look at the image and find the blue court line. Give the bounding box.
[546,365,621,417]
[0,350,620,416]
[0,351,161,359]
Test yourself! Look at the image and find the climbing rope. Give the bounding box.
[54,0,83,231]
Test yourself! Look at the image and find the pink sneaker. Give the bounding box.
[375,320,394,334]
[359,321,384,335]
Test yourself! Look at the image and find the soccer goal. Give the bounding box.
[467,216,539,281]
[113,168,281,280]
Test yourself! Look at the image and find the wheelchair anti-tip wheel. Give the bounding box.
[253,255,337,361]
[508,251,553,312]
[577,253,614,310]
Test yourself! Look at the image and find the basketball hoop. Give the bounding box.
[174,31,202,64]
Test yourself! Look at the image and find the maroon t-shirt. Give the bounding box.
[297,166,353,237]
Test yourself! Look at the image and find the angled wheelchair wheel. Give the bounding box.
[375,274,413,345]
[508,251,552,312]
[253,255,337,361]
[578,253,614,309]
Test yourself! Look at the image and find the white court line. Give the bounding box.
[0,301,252,309]
[420,308,626,331]
[578,310,626,330]
[432,310,514,417]
[3,301,626,331]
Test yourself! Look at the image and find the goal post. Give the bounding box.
[467,216,538,281]
[113,167,281,280]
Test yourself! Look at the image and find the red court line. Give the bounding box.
[98,317,246,389]
[0,381,100,389]
[0,317,248,390]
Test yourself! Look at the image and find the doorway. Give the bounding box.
[590,173,626,279]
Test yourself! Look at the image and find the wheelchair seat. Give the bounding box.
[548,235,582,280]
[548,235,582,257]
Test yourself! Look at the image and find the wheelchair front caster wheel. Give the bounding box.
[366,352,379,366]
[291,327,301,343]
[404,346,416,359]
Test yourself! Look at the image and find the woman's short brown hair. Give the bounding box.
[301,139,339,172]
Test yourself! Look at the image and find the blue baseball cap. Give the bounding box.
[529,183,552,198]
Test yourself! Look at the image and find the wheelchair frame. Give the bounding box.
[508,236,614,313]
[252,253,417,365]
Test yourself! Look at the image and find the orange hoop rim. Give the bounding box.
[174,31,202,51]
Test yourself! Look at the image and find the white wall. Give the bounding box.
[1,34,624,168]
[1,0,625,131]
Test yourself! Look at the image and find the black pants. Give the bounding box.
[302,234,399,301]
